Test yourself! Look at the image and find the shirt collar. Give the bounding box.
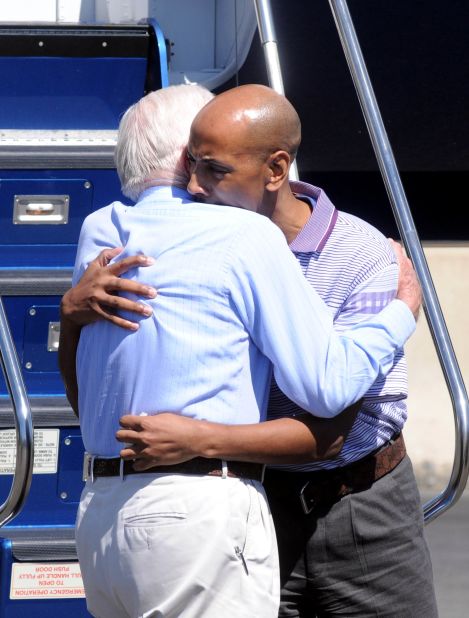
[137,185,192,205]
[288,181,338,253]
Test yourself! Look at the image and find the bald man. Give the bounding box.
[61,85,434,618]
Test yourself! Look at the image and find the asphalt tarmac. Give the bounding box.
[424,492,469,617]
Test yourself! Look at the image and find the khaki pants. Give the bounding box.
[76,473,279,618]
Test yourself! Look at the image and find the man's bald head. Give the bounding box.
[187,85,302,215]
[192,84,301,160]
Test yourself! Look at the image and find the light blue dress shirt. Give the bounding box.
[73,186,415,456]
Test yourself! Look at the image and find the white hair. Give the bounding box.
[115,84,214,201]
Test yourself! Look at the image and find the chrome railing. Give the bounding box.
[253,0,299,181]
[0,298,34,528]
[327,0,469,523]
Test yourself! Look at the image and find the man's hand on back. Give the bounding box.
[60,248,157,330]
[59,248,157,415]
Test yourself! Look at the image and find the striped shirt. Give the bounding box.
[73,186,414,457]
[268,181,408,471]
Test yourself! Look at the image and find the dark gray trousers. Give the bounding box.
[264,456,438,617]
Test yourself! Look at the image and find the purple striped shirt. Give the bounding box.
[268,181,407,470]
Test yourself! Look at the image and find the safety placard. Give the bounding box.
[0,428,59,474]
[10,562,85,599]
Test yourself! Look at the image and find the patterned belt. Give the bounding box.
[264,433,406,515]
[83,454,265,483]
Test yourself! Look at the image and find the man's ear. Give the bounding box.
[182,146,190,174]
[265,150,290,191]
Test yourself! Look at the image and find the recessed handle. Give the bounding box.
[13,195,69,224]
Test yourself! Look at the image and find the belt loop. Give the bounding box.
[119,458,125,481]
[90,454,95,484]
[221,460,228,479]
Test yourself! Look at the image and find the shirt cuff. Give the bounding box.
[378,299,416,346]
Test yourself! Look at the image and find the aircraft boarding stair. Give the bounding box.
[0,20,168,616]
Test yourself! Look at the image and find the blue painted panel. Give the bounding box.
[0,57,147,129]
[0,169,125,268]
[0,427,84,527]
[23,305,60,373]
[0,298,62,396]
[0,178,93,246]
[57,434,86,504]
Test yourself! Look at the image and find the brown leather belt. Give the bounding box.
[85,455,264,483]
[265,433,406,515]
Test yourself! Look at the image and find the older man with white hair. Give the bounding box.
[62,84,420,618]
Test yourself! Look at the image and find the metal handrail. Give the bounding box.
[253,0,299,181]
[328,0,469,523]
[0,297,34,528]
